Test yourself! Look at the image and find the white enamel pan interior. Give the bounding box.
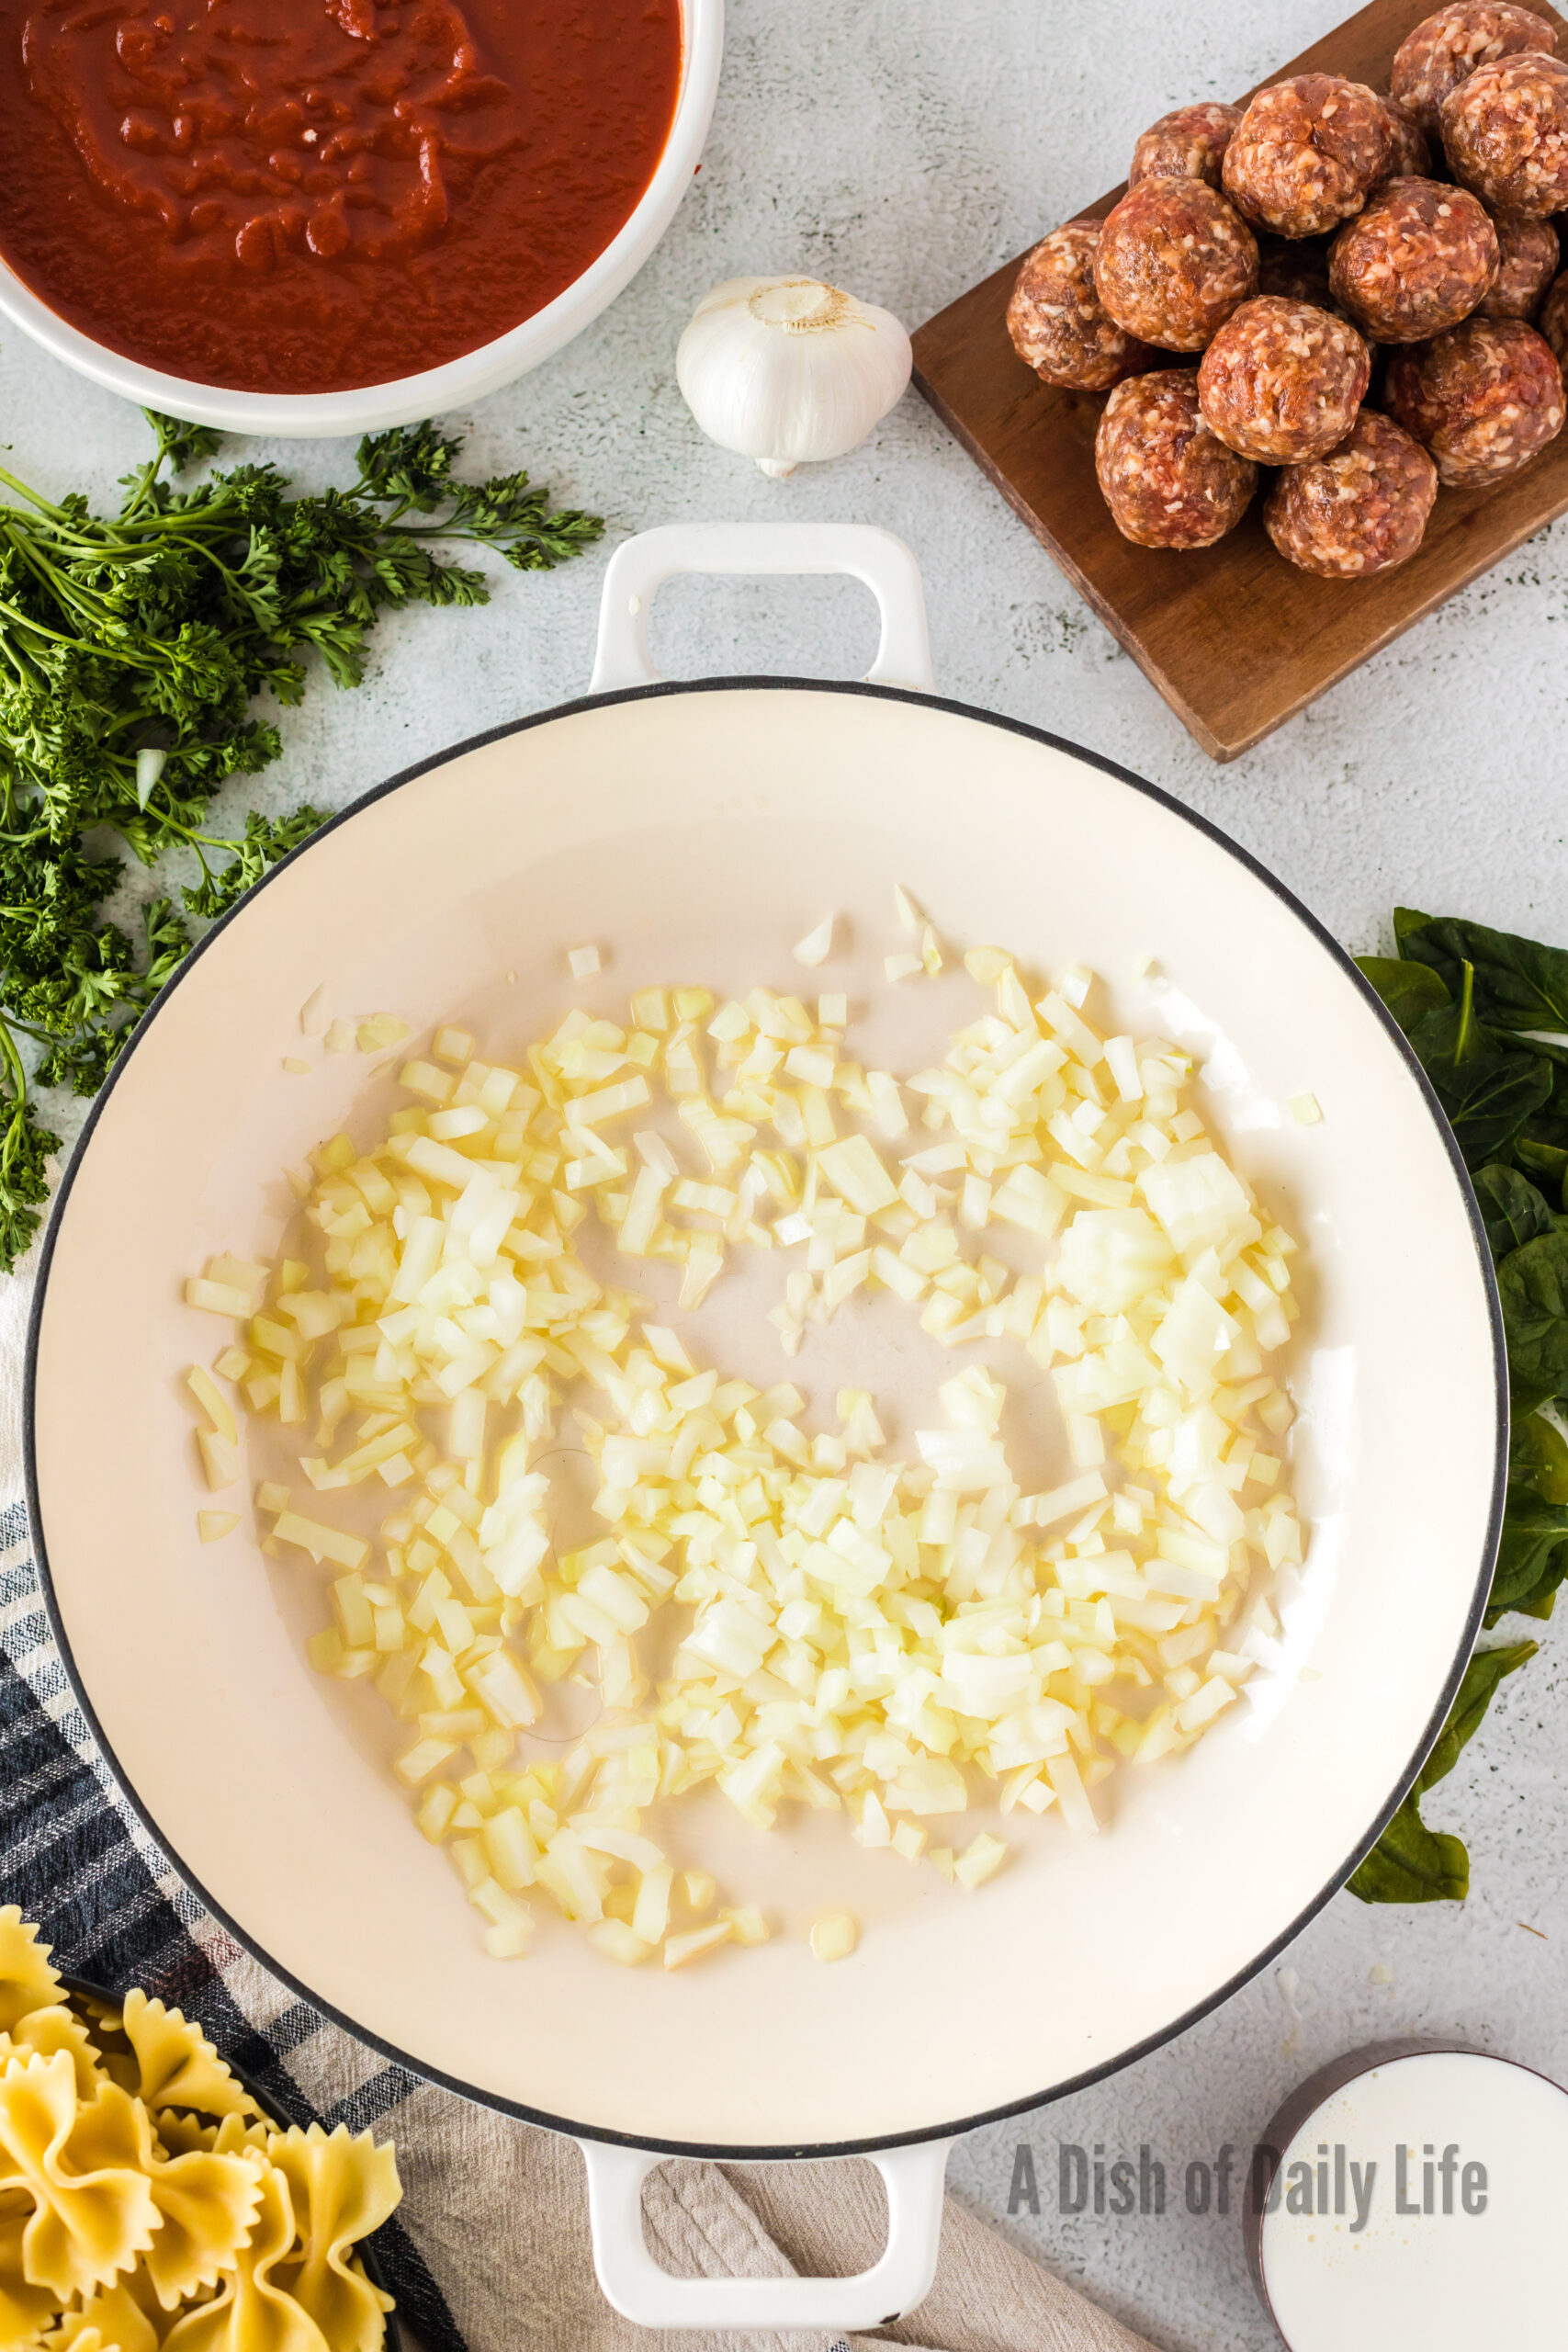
[27,526,1505,2335]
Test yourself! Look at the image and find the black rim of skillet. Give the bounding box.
[56,1969,401,2347]
[25,677,1510,2165]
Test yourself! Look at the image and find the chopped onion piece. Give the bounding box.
[809,1911,859,1962]
[793,915,836,967]
[954,1832,1008,1889]
[209,910,1303,1973]
[186,1363,237,1446]
[664,1921,733,1970]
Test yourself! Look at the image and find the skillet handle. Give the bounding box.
[587,521,936,694]
[579,2134,953,2330]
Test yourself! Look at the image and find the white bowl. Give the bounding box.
[0,0,722,438]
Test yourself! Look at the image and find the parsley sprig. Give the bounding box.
[0,411,601,1270]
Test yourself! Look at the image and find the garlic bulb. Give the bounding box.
[676,276,912,478]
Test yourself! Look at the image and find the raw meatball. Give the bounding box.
[1095,369,1259,546]
[1328,177,1499,338]
[1258,233,1341,311]
[1130,102,1244,189]
[1442,51,1568,215]
[1380,92,1436,175]
[1265,410,1438,573]
[1198,296,1371,460]
[1384,312,1565,480]
[1094,179,1259,351]
[1478,209,1560,311]
[1392,2,1558,136]
[1540,264,1568,359]
[1007,222,1164,390]
[1223,74,1393,238]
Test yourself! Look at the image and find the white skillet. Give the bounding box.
[26,525,1506,2332]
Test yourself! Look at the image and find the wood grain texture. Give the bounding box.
[911,0,1568,760]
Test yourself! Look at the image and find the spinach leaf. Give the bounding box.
[1396,909,1568,1035]
[1498,1227,1568,1413]
[1422,1641,1538,1784]
[1508,1409,1568,1504]
[1393,905,1435,954]
[1488,1500,1568,1622]
[1509,1039,1568,1163]
[1348,1801,1471,1903]
[1401,962,1553,1170]
[1349,1642,1536,1905]
[1515,1135,1568,1203]
[1356,955,1450,1036]
[1472,1163,1554,1261]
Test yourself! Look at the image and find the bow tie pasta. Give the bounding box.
[0,2009,101,2103]
[162,2167,325,2352]
[0,1917,61,2037]
[0,1913,400,2352]
[53,2276,164,2352]
[0,2054,159,2302]
[118,1998,265,2129]
[268,2128,399,2352]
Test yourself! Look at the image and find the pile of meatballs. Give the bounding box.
[1007,0,1568,577]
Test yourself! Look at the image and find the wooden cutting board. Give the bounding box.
[911,0,1568,761]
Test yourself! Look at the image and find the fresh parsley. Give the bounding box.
[0,411,601,1269]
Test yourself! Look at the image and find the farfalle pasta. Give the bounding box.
[0,2015,100,2105]
[163,2171,324,2352]
[52,2278,163,2352]
[116,2003,263,2132]
[267,2131,399,2352]
[0,1913,400,2352]
[0,2055,159,2301]
[0,1921,60,2039]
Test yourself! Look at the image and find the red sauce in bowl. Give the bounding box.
[0,0,683,394]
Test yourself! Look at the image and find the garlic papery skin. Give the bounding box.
[676,275,913,478]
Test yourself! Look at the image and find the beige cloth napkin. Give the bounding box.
[389,2081,1163,2352]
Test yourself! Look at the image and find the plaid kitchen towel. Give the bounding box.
[0,1245,1161,2352]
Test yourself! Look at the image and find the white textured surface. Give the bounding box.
[1,2,1563,2346]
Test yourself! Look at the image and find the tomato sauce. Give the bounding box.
[0,0,683,394]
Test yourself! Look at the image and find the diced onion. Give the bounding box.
[809,1911,859,1962]
[199,926,1302,1973]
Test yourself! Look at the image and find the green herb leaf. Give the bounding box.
[1420,1641,1538,1787]
[1508,1408,1568,1504]
[1396,909,1568,1035]
[0,1024,59,1272]
[1515,1135,1568,1204]
[1400,962,1554,1170]
[1488,1498,1568,1622]
[1347,1801,1471,1903]
[1349,1641,1536,1905]
[182,807,328,921]
[0,412,600,1274]
[1472,1162,1555,1261]
[1498,1227,1568,1413]
[1356,954,1450,1036]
